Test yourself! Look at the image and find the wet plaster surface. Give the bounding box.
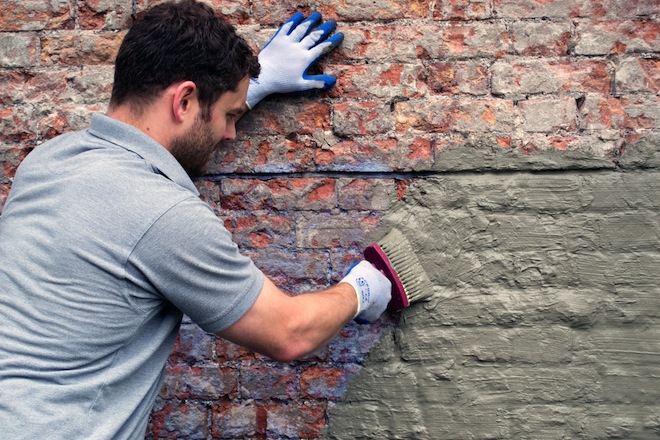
[324,170,660,439]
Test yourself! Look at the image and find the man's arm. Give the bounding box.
[219,262,391,362]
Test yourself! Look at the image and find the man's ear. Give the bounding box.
[172,81,198,123]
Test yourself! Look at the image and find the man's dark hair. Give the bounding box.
[110,0,260,119]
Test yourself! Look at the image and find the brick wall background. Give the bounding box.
[1,0,658,439]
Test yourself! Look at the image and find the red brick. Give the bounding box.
[238,101,331,136]
[301,364,361,399]
[35,104,106,141]
[0,145,32,183]
[315,138,398,171]
[209,135,318,173]
[0,0,74,31]
[0,70,70,105]
[220,177,337,211]
[168,324,215,365]
[224,213,294,249]
[215,338,259,362]
[239,363,297,399]
[40,31,124,66]
[137,0,251,24]
[0,183,11,212]
[580,96,659,131]
[0,107,37,144]
[78,0,132,30]
[427,60,489,96]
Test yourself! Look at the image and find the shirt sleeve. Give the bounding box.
[127,196,264,334]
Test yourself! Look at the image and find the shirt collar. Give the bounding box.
[88,113,199,196]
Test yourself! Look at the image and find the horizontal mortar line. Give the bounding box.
[197,170,437,181]
[195,166,641,182]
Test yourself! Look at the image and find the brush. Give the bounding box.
[363,228,434,312]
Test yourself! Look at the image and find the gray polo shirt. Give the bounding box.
[0,113,264,439]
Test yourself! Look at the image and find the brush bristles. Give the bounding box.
[378,228,434,303]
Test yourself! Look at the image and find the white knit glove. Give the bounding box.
[246,12,344,110]
[341,261,392,323]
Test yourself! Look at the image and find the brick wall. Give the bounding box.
[1,1,658,439]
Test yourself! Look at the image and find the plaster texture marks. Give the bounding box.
[324,171,660,439]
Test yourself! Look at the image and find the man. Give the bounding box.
[0,1,392,439]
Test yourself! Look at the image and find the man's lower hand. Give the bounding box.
[340,261,392,323]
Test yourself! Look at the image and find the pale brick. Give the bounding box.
[332,101,394,136]
[511,21,572,56]
[161,365,238,399]
[433,0,492,20]
[493,0,603,18]
[0,33,39,68]
[616,57,660,94]
[574,19,660,55]
[151,402,208,439]
[396,98,515,135]
[337,178,395,211]
[330,62,427,100]
[492,59,611,97]
[266,402,326,438]
[211,402,257,439]
[317,0,430,21]
[0,0,74,31]
[520,97,577,132]
[416,22,510,59]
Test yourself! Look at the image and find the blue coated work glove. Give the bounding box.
[246,12,344,110]
[340,261,392,323]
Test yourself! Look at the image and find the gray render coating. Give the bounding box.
[324,165,660,439]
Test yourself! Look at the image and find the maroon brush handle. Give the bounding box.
[364,244,409,312]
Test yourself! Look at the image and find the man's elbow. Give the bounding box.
[265,319,320,362]
[264,339,314,363]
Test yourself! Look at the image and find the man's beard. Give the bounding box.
[169,115,218,178]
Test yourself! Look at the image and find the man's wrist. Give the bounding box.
[338,281,361,319]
